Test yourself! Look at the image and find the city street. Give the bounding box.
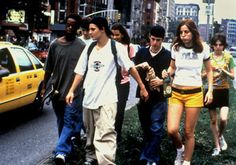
[0,104,57,165]
[0,78,138,165]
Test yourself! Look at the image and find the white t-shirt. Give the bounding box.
[78,36,93,45]
[74,39,134,109]
[172,43,210,86]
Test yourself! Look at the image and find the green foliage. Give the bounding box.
[116,87,236,165]
[43,87,236,165]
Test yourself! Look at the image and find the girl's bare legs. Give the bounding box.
[209,109,220,149]
[167,104,184,149]
[184,107,201,161]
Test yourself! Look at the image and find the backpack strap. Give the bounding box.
[87,41,97,58]
[84,41,97,78]
[111,39,118,67]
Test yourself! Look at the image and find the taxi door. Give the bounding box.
[0,48,21,113]
[9,47,38,107]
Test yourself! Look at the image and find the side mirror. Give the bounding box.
[0,67,10,78]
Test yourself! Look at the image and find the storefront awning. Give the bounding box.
[0,21,28,30]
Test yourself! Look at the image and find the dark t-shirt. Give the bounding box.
[134,46,171,103]
[44,38,86,100]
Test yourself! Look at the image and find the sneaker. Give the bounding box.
[54,154,66,165]
[146,162,157,165]
[71,136,81,148]
[174,147,184,165]
[219,136,228,151]
[84,158,97,165]
[212,148,220,156]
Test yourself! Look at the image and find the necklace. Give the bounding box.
[213,53,224,62]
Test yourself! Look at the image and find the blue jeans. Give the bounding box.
[137,101,167,163]
[52,95,83,155]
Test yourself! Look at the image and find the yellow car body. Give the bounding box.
[0,42,45,113]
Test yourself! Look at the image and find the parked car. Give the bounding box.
[229,46,236,58]
[0,42,45,114]
[25,42,48,62]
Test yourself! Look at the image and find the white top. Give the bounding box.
[74,39,134,109]
[78,36,93,45]
[172,43,210,86]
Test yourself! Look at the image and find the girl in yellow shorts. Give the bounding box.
[162,19,213,165]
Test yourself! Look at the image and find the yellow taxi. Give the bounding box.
[0,42,45,114]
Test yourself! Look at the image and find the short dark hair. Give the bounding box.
[81,17,92,31]
[90,16,112,36]
[210,33,228,50]
[150,25,165,39]
[65,14,82,29]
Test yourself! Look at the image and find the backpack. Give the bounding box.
[85,39,123,101]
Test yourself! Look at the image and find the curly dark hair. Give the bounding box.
[173,19,203,53]
[65,14,82,29]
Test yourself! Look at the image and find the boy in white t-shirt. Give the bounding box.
[66,16,148,165]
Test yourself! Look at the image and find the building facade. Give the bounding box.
[175,3,199,25]
[221,19,236,47]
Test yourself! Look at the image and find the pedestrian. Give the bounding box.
[111,23,135,143]
[74,16,93,141]
[79,17,93,45]
[66,16,149,165]
[203,33,235,156]
[162,19,213,165]
[134,25,171,165]
[41,14,86,165]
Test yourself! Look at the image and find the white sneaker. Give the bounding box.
[219,136,228,151]
[212,148,220,156]
[55,154,66,164]
[174,146,184,165]
[146,162,157,165]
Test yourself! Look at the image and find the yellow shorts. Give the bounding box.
[169,87,204,108]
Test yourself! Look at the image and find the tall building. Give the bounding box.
[221,19,236,47]
[129,0,143,42]
[158,0,175,39]
[175,3,199,25]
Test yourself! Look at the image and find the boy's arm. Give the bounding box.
[129,66,149,101]
[66,74,83,104]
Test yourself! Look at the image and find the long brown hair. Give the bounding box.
[173,19,203,53]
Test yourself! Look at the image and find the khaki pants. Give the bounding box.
[83,103,117,165]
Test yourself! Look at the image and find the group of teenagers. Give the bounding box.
[40,13,235,165]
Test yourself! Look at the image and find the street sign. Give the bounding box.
[205,4,214,16]
[203,0,215,4]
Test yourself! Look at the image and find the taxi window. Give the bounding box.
[11,47,34,72]
[30,55,43,69]
[0,48,16,73]
[25,49,43,69]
